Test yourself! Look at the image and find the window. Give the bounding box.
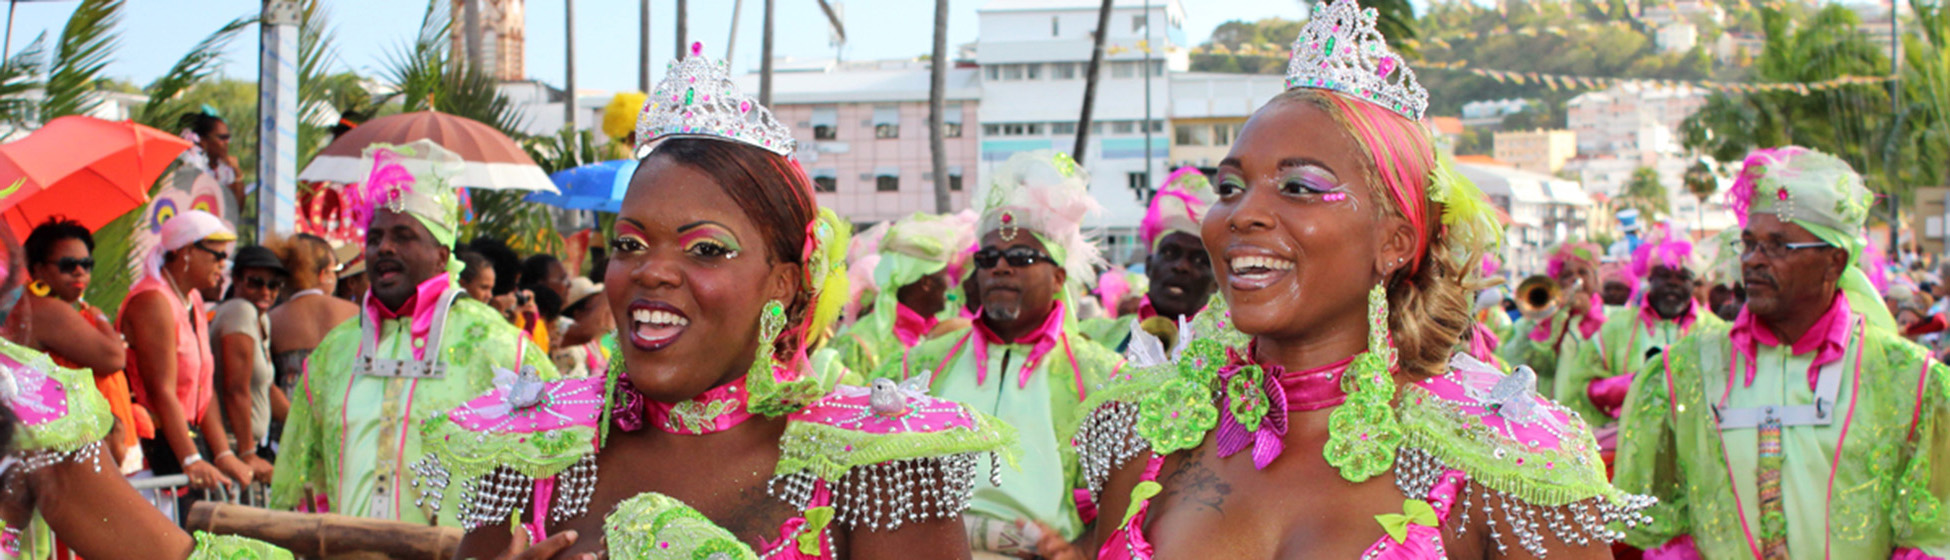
[1092,122,1105,135]
[1148,120,1164,133]
[1024,123,1043,135]
[1051,16,1060,37]
[1051,62,1078,79]
[1112,121,1135,134]
[1151,60,1165,76]
[812,168,838,193]
[983,124,1001,136]
[1128,171,1149,191]
[1002,64,1024,80]
[1023,63,1041,80]
[943,122,963,138]
[873,105,900,139]
[1111,61,1137,79]
[949,166,964,191]
[875,171,900,192]
[1132,14,1148,33]
[1175,125,1209,146]
[811,106,838,140]
[943,103,963,137]
[984,66,999,81]
[1052,122,1077,135]
[1212,123,1235,146]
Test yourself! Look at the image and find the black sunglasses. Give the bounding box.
[973,247,1053,269]
[191,242,229,262]
[241,275,285,291]
[49,257,93,274]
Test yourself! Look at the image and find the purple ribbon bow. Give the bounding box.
[1213,349,1290,470]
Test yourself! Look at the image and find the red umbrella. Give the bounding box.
[0,116,191,237]
[299,111,555,192]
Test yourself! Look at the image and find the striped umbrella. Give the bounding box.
[299,111,556,193]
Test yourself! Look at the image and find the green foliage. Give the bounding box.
[136,15,255,130]
[39,0,122,121]
[1619,166,1671,219]
[0,36,47,126]
[1455,127,1490,155]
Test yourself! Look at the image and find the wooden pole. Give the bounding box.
[188,502,464,560]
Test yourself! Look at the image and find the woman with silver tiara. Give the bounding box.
[1069,1,1650,557]
[413,43,1015,560]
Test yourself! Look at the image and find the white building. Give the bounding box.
[1656,22,1699,53]
[976,0,1188,253]
[1457,159,1593,276]
[1461,98,1530,128]
[1167,72,1286,169]
[1565,83,1705,160]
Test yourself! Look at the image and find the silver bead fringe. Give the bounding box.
[768,452,999,533]
[1071,401,1145,503]
[1393,446,1656,557]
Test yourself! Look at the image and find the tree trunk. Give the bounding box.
[675,0,688,56]
[1072,0,1116,164]
[928,0,951,213]
[638,0,651,93]
[759,0,774,106]
[727,0,745,61]
[564,0,576,130]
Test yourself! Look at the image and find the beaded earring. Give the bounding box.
[1323,282,1403,482]
[746,299,822,417]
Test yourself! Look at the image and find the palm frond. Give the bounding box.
[297,0,345,171]
[40,0,123,120]
[0,34,48,126]
[380,0,453,113]
[137,14,256,130]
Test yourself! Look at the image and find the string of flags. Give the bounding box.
[1413,59,1895,95]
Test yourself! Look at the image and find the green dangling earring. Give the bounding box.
[745,300,820,417]
[748,300,787,380]
[1323,282,1404,482]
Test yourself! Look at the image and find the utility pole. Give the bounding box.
[928,0,950,213]
[258,0,301,239]
[1142,0,1154,201]
[1073,0,1115,164]
[565,0,577,130]
[727,0,744,62]
[1890,4,1903,253]
[760,0,775,106]
[639,0,651,93]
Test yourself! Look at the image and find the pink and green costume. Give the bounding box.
[411,347,1017,559]
[0,339,291,560]
[1072,299,1652,558]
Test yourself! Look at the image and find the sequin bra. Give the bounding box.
[413,367,1017,559]
[1071,311,1653,558]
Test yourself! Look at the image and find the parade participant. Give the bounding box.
[268,141,556,524]
[211,245,285,480]
[874,150,1122,559]
[0,335,292,559]
[828,212,964,374]
[266,234,360,398]
[17,217,139,468]
[1557,224,1723,428]
[121,210,253,490]
[414,44,1012,559]
[1614,147,1945,559]
[1071,3,1648,556]
[1082,167,1218,352]
[1499,240,1605,397]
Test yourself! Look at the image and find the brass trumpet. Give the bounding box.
[1516,275,1563,320]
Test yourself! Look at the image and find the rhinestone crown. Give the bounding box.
[636,42,797,158]
[1285,0,1429,121]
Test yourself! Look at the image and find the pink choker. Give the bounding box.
[640,378,758,435]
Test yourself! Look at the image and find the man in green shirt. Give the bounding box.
[1615,147,1946,559]
[1558,225,1723,428]
[269,142,554,525]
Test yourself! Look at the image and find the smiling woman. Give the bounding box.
[417,44,1012,560]
[1069,1,1650,558]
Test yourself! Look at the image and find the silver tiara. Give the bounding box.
[1285,0,1429,121]
[635,42,797,158]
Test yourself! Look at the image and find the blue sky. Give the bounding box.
[0,0,1304,94]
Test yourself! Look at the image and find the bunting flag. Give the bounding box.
[1410,59,1895,97]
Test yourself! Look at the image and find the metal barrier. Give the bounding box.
[125,475,270,526]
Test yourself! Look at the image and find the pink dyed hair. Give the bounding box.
[1309,91,1437,273]
[1630,223,1693,279]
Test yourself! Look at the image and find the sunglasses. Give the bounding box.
[191,242,229,262]
[49,257,93,274]
[973,247,1053,269]
[241,275,285,291]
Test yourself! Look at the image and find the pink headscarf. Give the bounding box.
[1139,167,1212,250]
[1546,241,1602,280]
[1629,223,1693,280]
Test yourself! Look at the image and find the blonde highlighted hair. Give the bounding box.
[265,234,336,292]
[1279,88,1478,379]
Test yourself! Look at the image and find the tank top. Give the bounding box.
[120,275,214,425]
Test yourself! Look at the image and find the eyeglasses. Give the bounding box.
[190,242,229,262]
[240,275,285,291]
[973,247,1053,269]
[50,257,93,274]
[1739,238,1831,259]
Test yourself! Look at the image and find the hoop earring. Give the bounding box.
[1323,282,1403,482]
[26,281,48,297]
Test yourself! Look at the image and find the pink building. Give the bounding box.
[737,60,982,224]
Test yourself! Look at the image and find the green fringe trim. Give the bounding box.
[774,407,1020,482]
[1396,382,1626,507]
[418,414,596,482]
[1,340,112,455]
[186,531,294,560]
[602,493,758,560]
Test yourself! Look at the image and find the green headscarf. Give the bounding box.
[1729,146,1895,331]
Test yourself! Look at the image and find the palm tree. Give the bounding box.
[1683,160,1716,231]
[927,0,950,213]
[1619,166,1670,220]
[1073,0,1116,163]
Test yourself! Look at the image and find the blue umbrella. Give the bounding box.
[526,159,637,212]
